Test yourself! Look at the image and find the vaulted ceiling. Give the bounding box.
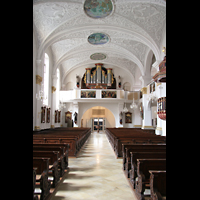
[33,0,166,86]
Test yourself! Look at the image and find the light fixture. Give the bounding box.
[36,83,47,104]
[130,98,138,110]
[123,102,129,112]
[162,47,166,55]
[59,100,66,110]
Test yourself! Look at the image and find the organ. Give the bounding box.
[81,63,116,89]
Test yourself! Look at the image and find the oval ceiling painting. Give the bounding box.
[88,33,109,45]
[84,0,113,19]
[90,53,106,60]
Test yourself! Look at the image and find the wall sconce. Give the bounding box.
[162,47,166,55]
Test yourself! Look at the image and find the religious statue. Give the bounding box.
[119,111,123,124]
[118,76,121,88]
[73,112,78,124]
[76,75,80,88]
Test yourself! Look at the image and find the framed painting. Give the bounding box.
[55,110,58,123]
[46,107,50,123]
[65,111,72,123]
[125,112,132,123]
[81,90,96,98]
[102,91,116,98]
[58,110,61,123]
[41,106,46,123]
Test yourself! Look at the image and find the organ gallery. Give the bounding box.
[81,63,116,89]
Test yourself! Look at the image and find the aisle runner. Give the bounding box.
[50,131,137,200]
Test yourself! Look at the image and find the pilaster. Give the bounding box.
[142,87,154,129]
[35,59,43,130]
[51,74,57,128]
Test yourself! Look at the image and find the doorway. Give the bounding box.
[91,117,106,132]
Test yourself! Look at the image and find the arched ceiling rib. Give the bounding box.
[33,0,166,85]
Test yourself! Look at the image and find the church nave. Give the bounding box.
[49,131,137,200]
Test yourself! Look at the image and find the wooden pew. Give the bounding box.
[33,128,91,157]
[33,168,38,200]
[105,128,166,157]
[33,151,60,187]
[122,144,166,173]
[33,143,69,168]
[129,152,166,189]
[33,157,51,200]
[135,159,166,200]
[33,146,65,176]
[149,170,166,200]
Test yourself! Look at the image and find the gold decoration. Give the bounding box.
[52,86,56,93]
[141,87,147,94]
[142,125,154,129]
[34,126,40,130]
[36,75,42,85]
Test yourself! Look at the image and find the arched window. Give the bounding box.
[43,53,49,106]
[56,68,60,109]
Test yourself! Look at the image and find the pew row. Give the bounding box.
[149,170,166,200]
[33,157,51,200]
[135,159,166,200]
[33,127,91,157]
[105,128,166,158]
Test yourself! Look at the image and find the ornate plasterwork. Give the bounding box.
[33,1,166,86]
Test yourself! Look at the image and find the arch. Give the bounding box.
[79,104,117,128]
[123,82,131,91]
[65,81,74,90]
[81,106,116,128]
[37,25,161,66]
[53,45,145,77]
[147,98,157,111]
[61,60,135,86]
[144,49,154,76]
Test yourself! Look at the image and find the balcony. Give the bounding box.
[59,89,140,103]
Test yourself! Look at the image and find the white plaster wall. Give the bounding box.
[33,31,37,130]
[62,65,136,91]
[78,102,119,128]
[81,106,115,128]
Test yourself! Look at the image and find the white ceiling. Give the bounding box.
[33,0,166,86]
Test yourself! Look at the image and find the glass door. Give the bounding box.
[99,118,103,131]
[92,117,105,131]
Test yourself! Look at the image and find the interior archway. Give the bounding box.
[81,106,115,130]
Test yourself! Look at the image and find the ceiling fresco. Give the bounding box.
[88,33,109,45]
[33,0,166,86]
[84,0,113,18]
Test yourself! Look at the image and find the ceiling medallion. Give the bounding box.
[90,53,106,60]
[88,33,109,45]
[84,0,113,19]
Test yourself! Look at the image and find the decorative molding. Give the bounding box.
[52,86,56,93]
[141,87,147,94]
[134,125,142,128]
[36,75,42,85]
[142,125,154,129]
[34,126,41,130]
[156,127,162,131]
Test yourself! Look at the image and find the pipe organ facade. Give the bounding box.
[82,63,116,89]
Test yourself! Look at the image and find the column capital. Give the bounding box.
[52,86,56,93]
[36,75,42,85]
[141,87,147,94]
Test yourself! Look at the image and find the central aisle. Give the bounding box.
[50,131,137,200]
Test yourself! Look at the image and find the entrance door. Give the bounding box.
[92,117,105,131]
